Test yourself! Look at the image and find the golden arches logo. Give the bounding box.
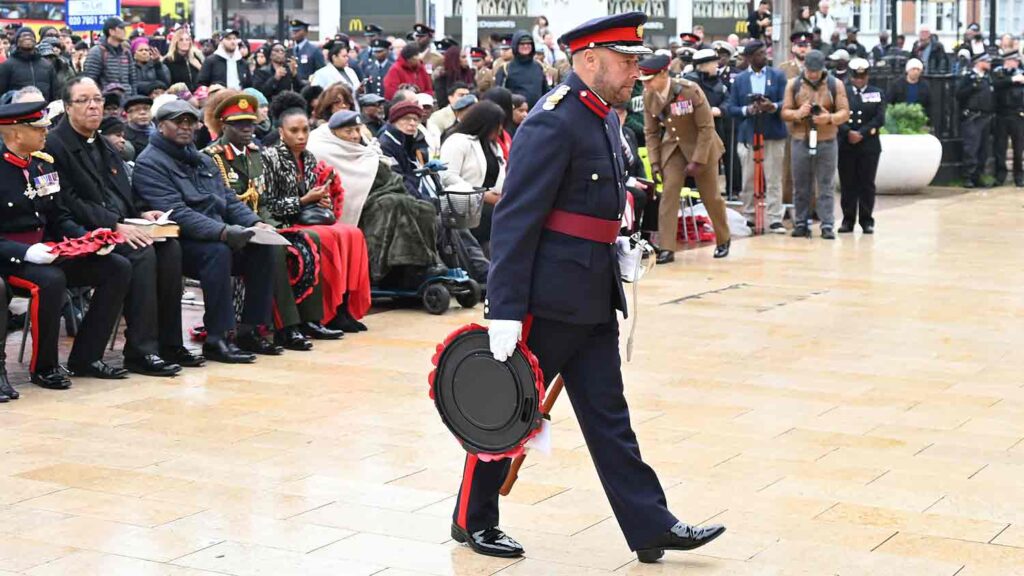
[349,18,364,32]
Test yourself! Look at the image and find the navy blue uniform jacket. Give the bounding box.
[486,72,628,325]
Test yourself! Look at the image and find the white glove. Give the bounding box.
[24,243,56,265]
[488,319,523,362]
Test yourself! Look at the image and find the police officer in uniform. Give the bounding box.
[359,38,393,97]
[992,49,1024,187]
[642,53,731,263]
[0,100,132,389]
[202,93,343,347]
[356,23,384,69]
[289,20,325,84]
[957,52,996,188]
[458,13,726,562]
[838,58,885,233]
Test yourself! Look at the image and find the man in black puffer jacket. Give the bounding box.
[0,28,59,102]
[494,30,548,108]
[83,17,137,95]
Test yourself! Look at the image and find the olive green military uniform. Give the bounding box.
[204,138,324,328]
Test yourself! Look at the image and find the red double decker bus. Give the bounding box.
[0,0,164,35]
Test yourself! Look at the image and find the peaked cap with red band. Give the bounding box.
[215,93,259,123]
[558,11,652,56]
[0,101,50,128]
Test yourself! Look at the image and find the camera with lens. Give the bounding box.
[810,103,823,116]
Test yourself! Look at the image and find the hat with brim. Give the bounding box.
[849,57,870,74]
[0,101,51,128]
[123,95,153,112]
[289,19,309,31]
[1002,49,1022,61]
[155,99,201,123]
[328,109,362,130]
[712,40,736,57]
[805,49,826,71]
[358,93,386,107]
[413,23,434,37]
[829,49,850,61]
[790,31,812,44]
[679,32,701,45]
[451,94,477,112]
[638,54,669,80]
[558,11,652,56]
[216,94,259,123]
[692,48,718,65]
[972,52,992,64]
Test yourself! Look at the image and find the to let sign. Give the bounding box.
[66,0,121,31]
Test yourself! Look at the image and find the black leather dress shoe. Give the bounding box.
[31,367,72,390]
[0,368,18,400]
[636,522,727,563]
[451,524,524,558]
[202,339,256,364]
[159,346,206,368]
[301,322,344,340]
[713,240,730,259]
[236,332,284,355]
[326,311,366,334]
[124,355,182,377]
[275,326,313,351]
[821,228,836,240]
[1016,179,1024,188]
[964,180,976,189]
[862,225,874,234]
[791,226,811,238]
[837,224,854,233]
[655,249,675,264]
[68,360,130,380]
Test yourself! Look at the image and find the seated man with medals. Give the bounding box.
[203,91,344,347]
[0,93,133,391]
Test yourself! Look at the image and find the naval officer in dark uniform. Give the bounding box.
[452,12,726,564]
[838,58,886,233]
[0,98,132,390]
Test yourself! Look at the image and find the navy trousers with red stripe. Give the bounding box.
[7,255,131,373]
[452,316,679,551]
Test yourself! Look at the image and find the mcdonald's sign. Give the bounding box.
[348,18,364,32]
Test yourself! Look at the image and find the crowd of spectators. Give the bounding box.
[0,6,1021,398]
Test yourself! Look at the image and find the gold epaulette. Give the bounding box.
[202,144,224,156]
[31,151,53,163]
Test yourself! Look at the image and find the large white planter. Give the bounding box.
[875,133,942,194]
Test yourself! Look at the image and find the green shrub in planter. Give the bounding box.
[880,103,930,135]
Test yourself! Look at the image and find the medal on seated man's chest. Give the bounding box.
[26,171,59,199]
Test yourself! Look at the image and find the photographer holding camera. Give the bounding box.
[781,49,850,239]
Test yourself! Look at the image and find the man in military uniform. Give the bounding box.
[838,58,885,233]
[780,32,811,81]
[412,23,443,74]
[356,23,384,69]
[957,52,996,188]
[290,19,325,83]
[642,53,731,262]
[359,38,393,97]
[202,93,343,348]
[470,47,494,93]
[0,99,132,390]
[993,49,1024,187]
[685,48,736,207]
[458,12,726,564]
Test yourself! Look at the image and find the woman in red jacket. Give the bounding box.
[383,44,434,100]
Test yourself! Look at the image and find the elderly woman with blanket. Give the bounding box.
[308,109,446,286]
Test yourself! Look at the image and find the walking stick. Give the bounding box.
[499,374,565,496]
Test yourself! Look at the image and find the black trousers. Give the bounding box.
[993,112,1024,184]
[452,316,678,551]
[0,277,7,359]
[116,240,184,359]
[180,240,275,338]
[6,254,131,373]
[838,145,881,228]
[961,113,993,183]
[628,185,660,236]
